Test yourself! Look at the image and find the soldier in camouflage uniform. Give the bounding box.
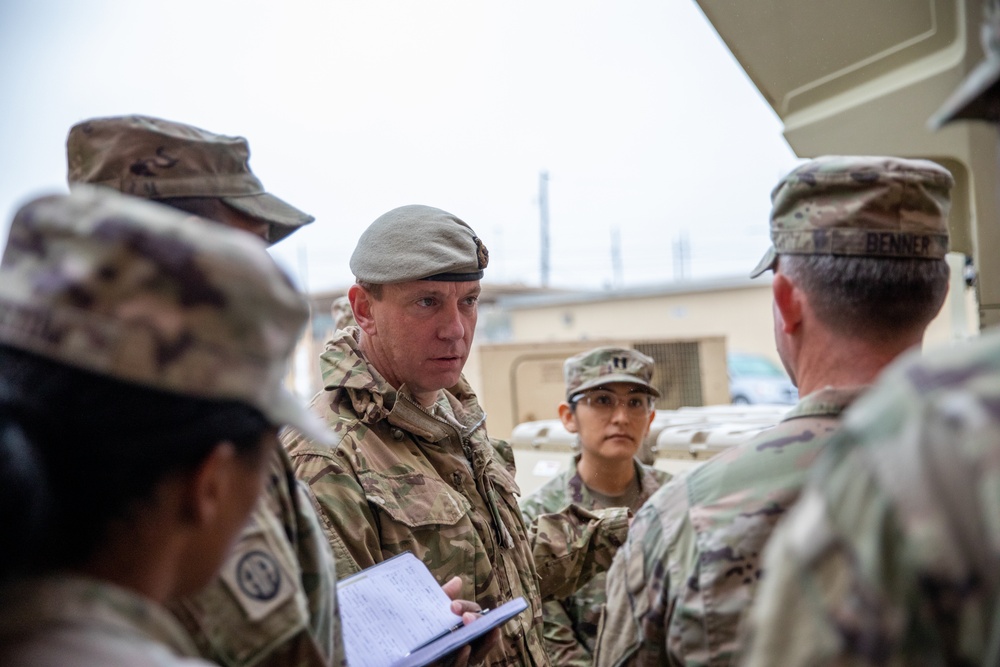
[520,347,671,667]
[741,3,1000,664]
[594,156,954,667]
[66,115,342,667]
[0,187,332,666]
[282,204,631,667]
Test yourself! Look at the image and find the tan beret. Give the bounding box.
[350,204,489,283]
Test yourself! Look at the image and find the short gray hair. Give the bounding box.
[355,280,384,300]
[778,254,949,339]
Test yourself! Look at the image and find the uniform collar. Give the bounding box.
[784,385,869,421]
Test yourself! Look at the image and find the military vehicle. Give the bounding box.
[695,0,997,328]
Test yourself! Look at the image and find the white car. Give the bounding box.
[728,353,798,405]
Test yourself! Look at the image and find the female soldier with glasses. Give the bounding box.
[520,346,671,667]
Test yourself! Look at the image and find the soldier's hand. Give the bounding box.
[439,576,499,667]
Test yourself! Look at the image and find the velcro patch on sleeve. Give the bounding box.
[219,515,297,622]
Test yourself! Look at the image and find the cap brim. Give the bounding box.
[223,192,315,245]
[569,376,661,400]
[928,56,1000,130]
[266,387,334,446]
[749,246,777,278]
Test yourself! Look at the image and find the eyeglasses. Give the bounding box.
[572,390,653,416]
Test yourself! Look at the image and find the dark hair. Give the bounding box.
[778,254,950,340]
[0,345,272,579]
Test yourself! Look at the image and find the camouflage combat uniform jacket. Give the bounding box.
[0,575,213,666]
[171,445,343,667]
[595,386,865,667]
[520,455,671,667]
[742,332,1000,666]
[283,328,630,667]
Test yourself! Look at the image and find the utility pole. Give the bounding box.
[539,170,550,287]
[611,226,623,288]
[673,231,690,281]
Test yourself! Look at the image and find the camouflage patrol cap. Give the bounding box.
[0,186,332,445]
[749,156,953,278]
[929,0,1000,129]
[350,204,489,283]
[564,346,660,402]
[66,115,314,245]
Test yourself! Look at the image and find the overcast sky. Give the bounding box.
[0,0,800,293]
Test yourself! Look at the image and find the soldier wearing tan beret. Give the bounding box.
[283,204,633,667]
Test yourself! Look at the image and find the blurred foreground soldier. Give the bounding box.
[594,156,953,667]
[330,295,357,331]
[66,115,340,667]
[0,187,330,666]
[283,204,630,667]
[742,3,1000,664]
[521,347,671,667]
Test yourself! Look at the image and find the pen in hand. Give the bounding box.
[404,609,491,657]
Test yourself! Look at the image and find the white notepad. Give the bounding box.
[337,552,527,667]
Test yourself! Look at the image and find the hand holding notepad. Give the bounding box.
[337,552,528,667]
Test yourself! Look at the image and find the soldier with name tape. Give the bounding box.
[594,155,953,667]
[741,2,1000,663]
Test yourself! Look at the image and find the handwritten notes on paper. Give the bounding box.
[337,552,460,667]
